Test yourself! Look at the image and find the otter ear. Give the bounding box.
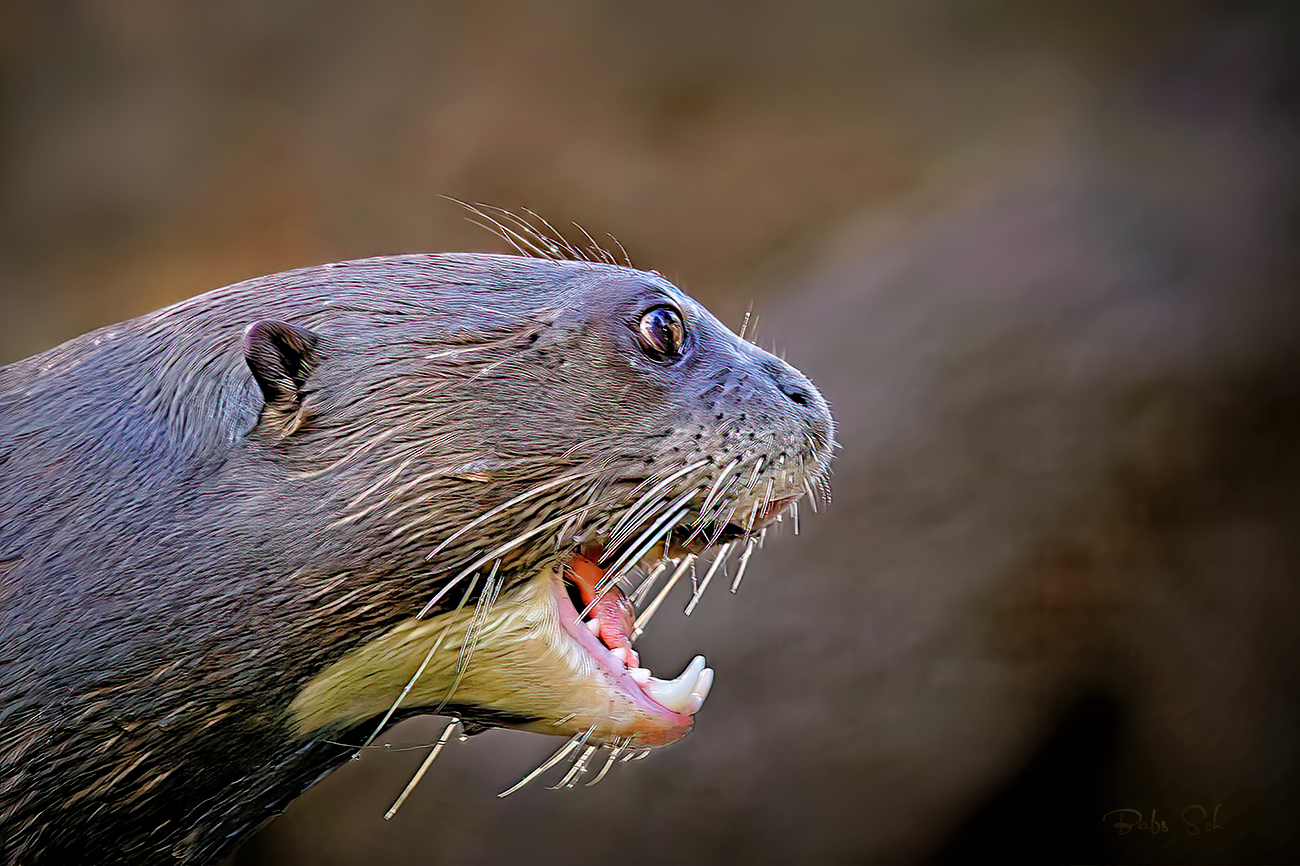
[244,321,320,416]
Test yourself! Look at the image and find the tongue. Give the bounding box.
[566,555,635,654]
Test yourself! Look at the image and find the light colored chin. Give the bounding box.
[289,563,695,749]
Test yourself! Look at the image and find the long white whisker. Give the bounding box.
[551,743,599,789]
[601,486,700,580]
[604,460,710,553]
[457,564,500,677]
[432,561,502,715]
[633,554,696,638]
[383,718,460,820]
[457,202,555,259]
[489,206,578,260]
[743,496,763,535]
[571,221,613,264]
[730,537,757,593]
[584,742,627,787]
[464,215,535,257]
[628,558,673,607]
[419,498,618,618]
[684,542,736,616]
[688,459,741,541]
[519,207,587,262]
[590,498,695,610]
[803,478,819,513]
[578,506,687,623]
[497,727,595,798]
[431,468,585,556]
[332,457,415,526]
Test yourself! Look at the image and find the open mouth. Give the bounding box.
[556,553,713,723]
[543,497,800,746]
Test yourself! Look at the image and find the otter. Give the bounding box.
[0,249,833,864]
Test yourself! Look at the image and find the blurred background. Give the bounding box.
[3,1,1299,863]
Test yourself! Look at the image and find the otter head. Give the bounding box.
[258,253,835,753]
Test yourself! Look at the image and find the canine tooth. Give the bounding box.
[611,647,629,665]
[628,667,651,685]
[586,618,601,637]
[641,655,707,713]
[691,667,714,702]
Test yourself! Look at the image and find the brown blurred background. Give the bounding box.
[3,1,1299,863]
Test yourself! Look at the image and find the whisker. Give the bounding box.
[461,562,503,673]
[684,542,736,616]
[580,503,691,621]
[432,560,502,715]
[689,459,741,541]
[551,743,599,789]
[570,222,615,265]
[501,209,577,261]
[428,471,598,559]
[383,718,460,820]
[602,484,700,574]
[743,496,763,535]
[465,214,539,258]
[584,741,627,787]
[518,207,587,262]
[413,572,469,620]
[604,460,710,553]
[606,233,632,267]
[452,200,557,259]
[628,558,673,607]
[497,727,595,798]
[594,496,695,602]
[292,424,407,480]
[423,498,621,618]
[332,457,415,526]
[803,478,819,513]
[633,554,696,639]
[730,537,757,593]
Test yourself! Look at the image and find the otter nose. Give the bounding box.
[758,355,833,441]
[777,376,814,408]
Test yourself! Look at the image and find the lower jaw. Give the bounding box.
[290,562,697,749]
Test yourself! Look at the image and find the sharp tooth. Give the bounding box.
[586,618,601,637]
[610,647,629,666]
[691,667,714,702]
[681,667,714,715]
[641,655,708,714]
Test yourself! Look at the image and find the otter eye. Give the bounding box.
[636,306,687,361]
